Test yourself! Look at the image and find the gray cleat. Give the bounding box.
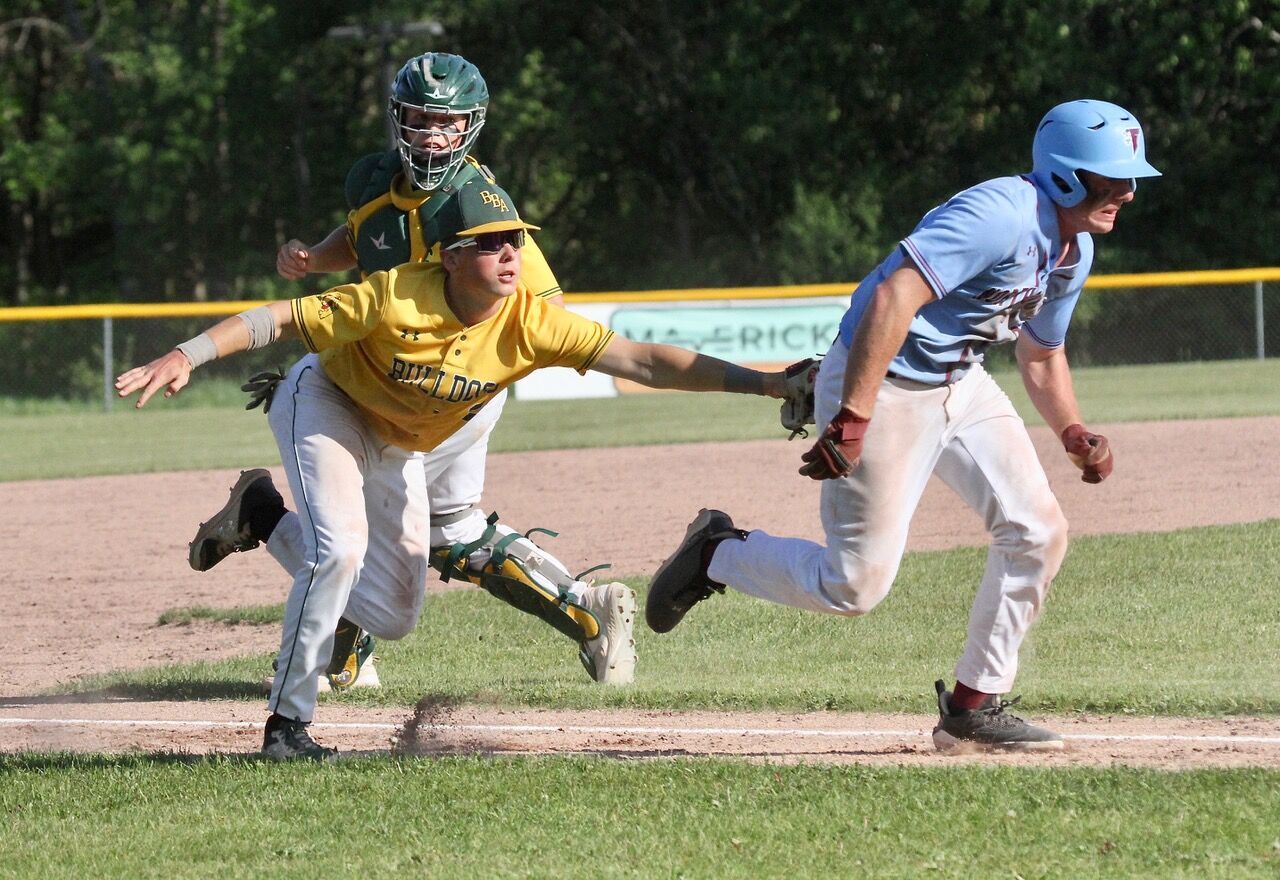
[188,468,281,571]
[645,508,747,633]
[931,679,1064,751]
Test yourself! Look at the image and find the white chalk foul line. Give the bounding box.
[2,717,1279,745]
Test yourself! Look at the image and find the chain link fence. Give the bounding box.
[0,275,1275,411]
[982,279,1275,371]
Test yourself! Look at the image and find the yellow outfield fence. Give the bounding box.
[1,267,1276,410]
[2,267,1279,320]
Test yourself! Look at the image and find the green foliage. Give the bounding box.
[775,182,885,284]
[1,2,1275,306]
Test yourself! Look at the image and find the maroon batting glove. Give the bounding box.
[1061,423,1113,484]
[799,408,870,480]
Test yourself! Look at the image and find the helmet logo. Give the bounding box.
[419,57,449,99]
[1124,127,1140,154]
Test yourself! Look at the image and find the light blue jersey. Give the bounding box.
[838,175,1094,385]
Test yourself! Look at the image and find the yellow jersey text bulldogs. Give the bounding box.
[387,357,500,420]
[291,263,613,451]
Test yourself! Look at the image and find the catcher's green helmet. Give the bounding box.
[388,52,488,191]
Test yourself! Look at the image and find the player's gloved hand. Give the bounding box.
[1061,423,1113,483]
[780,356,821,440]
[242,369,285,414]
[799,408,870,480]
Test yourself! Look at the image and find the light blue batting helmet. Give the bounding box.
[1031,100,1162,207]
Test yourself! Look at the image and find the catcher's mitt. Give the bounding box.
[780,356,822,439]
[242,369,284,414]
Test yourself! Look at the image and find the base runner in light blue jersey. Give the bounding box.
[646,99,1161,751]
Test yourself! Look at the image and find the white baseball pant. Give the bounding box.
[263,354,499,722]
[709,337,1068,694]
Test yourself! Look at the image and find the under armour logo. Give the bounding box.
[400,328,421,341]
[370,232,391,251]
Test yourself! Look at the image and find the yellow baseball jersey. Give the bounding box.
[290,263,613,452]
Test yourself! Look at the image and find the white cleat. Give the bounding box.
[578,582,637,685]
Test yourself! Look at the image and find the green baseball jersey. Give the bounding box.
[342,151,562,299]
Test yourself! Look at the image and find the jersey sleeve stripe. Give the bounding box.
[535,286,563,299]
[1020,323,1062,348]
[579,330,616,372]
[291,298,319,352]
[900,239,948,299]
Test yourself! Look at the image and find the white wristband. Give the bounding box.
[175,333,218,369]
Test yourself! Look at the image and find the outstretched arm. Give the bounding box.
[115,301,296,408]
[591,335,786,398]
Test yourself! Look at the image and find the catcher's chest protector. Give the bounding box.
[346,152,487,275]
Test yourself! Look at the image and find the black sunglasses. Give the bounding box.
[447,229,526,254]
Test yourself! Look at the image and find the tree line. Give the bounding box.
[2,0,1276,309]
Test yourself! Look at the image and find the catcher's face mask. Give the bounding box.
[388,52,488,191]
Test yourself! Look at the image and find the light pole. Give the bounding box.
[327,20,446,149]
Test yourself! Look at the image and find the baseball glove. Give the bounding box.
[242,369,284,414]
[780,356,822,439]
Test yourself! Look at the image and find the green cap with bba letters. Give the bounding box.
[440,179,540,247]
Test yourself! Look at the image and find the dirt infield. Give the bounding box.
[3,416,1279,767]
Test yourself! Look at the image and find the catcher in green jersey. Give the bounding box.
[268,52,626,690]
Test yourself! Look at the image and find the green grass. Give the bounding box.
[68,521,1280,715]
[9,364,1279,876]
[990,357,1280,424]
[155,605,283,626]
[3,358,1279,481]
[1,755,1278,879]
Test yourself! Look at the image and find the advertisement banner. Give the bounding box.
[511,298,847,400]
[610,304,844,362]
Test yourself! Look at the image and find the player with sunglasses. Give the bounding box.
[117,179,791,759]
[269,53,617,693]
[446,229,528,253]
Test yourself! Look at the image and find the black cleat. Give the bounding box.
[931,680,1064,751]
[645,508,746,633]
[261,714,337,761]
[188,469,282,571]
